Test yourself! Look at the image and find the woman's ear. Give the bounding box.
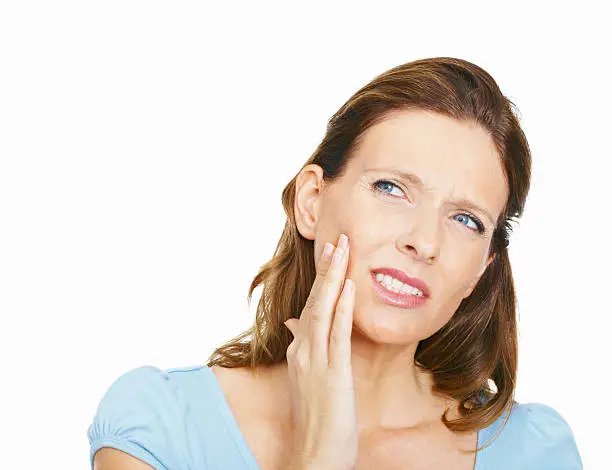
[294,164,325,241]
[462,252,496,299]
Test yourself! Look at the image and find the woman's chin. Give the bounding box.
[352,309,428,345]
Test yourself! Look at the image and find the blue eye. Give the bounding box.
[373,180,404,197]
[372,179,485,234]
[453,213,484,233]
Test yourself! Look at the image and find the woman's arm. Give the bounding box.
[93,447,157,470]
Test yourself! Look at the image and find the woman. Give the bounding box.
[88,57,583,469]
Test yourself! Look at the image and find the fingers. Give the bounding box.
[328,278,354,370]
[307,234,350,362]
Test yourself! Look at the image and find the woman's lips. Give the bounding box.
[370,272,429,309]
[371,267,430,297]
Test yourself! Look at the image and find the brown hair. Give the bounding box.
[207,57,531,450]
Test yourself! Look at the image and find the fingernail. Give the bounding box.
[338,233,348,250]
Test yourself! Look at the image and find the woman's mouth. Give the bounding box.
[370,271,429,309]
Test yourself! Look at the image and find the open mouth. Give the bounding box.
[370,272,429,309]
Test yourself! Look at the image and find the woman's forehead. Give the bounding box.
[356,110,498,166]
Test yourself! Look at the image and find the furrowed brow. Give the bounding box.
[363,167,495,225]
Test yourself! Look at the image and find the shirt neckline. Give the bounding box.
[200,364,491,470]
[200,365,262,469]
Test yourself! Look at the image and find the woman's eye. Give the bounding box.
[453,213,484,233]
[372,180,405,198]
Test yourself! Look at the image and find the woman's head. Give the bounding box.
[294,109,509,347]
[208,57,531,439]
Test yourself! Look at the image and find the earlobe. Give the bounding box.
[294,164,324,241]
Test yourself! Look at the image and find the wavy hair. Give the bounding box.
[207,57,531,450]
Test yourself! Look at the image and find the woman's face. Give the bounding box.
[296,109,509,344]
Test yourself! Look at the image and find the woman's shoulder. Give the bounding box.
[481,401,583,469]
[86,364,220,470]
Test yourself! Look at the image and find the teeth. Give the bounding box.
[374,273,424,296]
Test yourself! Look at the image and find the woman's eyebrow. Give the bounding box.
[364,168,425,188]
[363,167,495,225]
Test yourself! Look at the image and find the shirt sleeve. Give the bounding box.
[521,403,583,470]
[87,365,186,470]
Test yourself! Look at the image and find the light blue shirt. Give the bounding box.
[87,365,583,469]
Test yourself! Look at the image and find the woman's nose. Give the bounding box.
[397,208,442,265]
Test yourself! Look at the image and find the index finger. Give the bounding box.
[305,234,350,362]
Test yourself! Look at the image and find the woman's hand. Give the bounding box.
[283,233,358,470]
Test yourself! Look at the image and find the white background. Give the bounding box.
[0,1,609,468]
